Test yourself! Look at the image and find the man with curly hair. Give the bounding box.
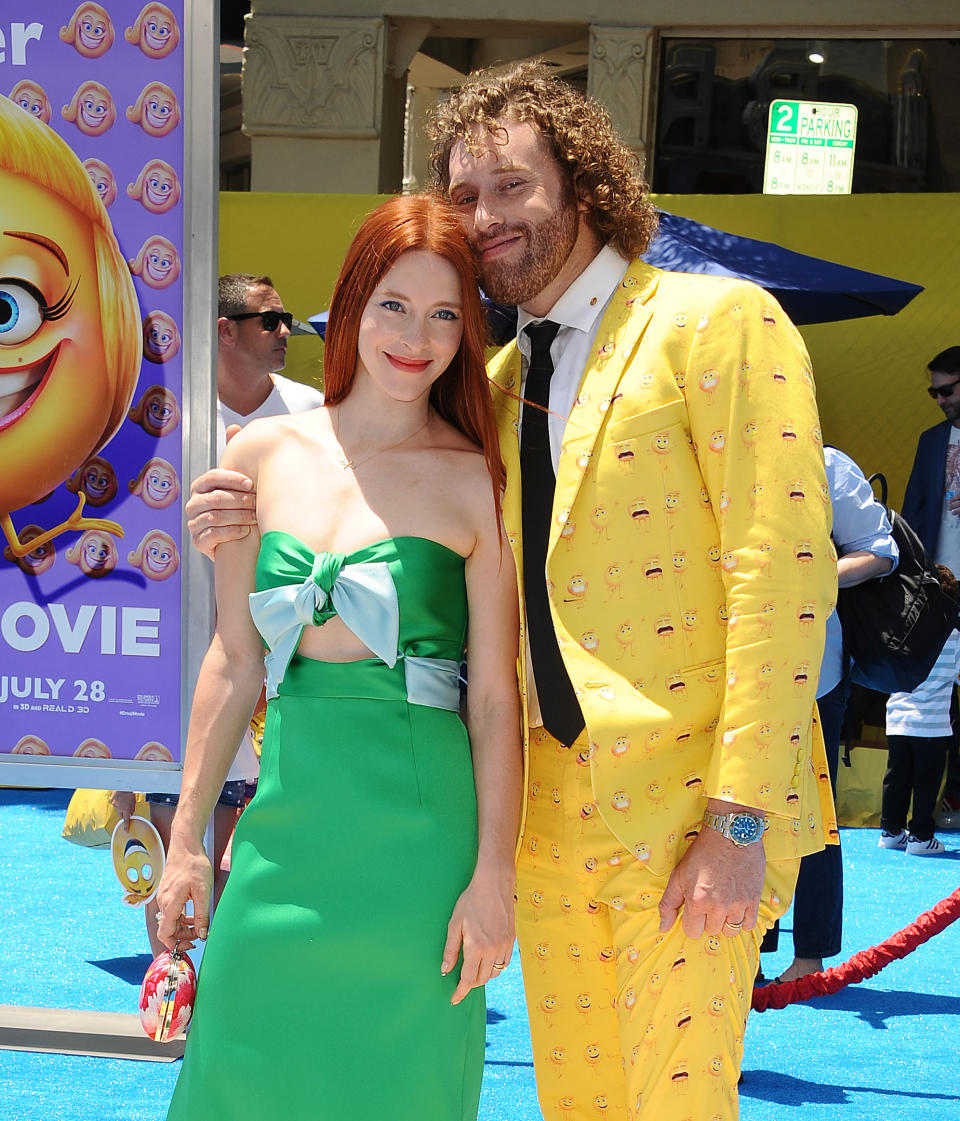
[428,62,837,1120]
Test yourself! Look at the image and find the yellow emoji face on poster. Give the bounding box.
[140,313,181,364]
[12,734,51,755]
[60,3,116,58]
[111,816,164,905]
[128,457,180,509]
[74,737,111,758]
[3,524,56,575]
[65,529,119,578]
[82,158,117,208]
[65,454,118,507]
[9,80,52,124]
[128,236,180,289]
[127,160,181,215]
[135,741,174,762]
[62,81,117,137]
[126,82,181,138]
[0,96,141,559]
[124,3,181,58]
[128,384,181,433]
[128,530,179,581]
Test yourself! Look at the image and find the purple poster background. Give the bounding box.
[1,3,186,766]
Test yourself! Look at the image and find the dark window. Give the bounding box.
[653,38,960,193]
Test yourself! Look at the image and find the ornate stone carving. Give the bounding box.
[243,15,384,138]
[588,26,654,154]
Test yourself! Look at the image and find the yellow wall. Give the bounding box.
[219,192,390,392]
[220,190,960,506]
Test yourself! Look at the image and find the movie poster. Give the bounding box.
[0,3,186,771]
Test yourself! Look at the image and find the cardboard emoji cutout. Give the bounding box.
[111,816,165,905]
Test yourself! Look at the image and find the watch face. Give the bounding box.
[729,814,763,844]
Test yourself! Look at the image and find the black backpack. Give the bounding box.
[835,472,960,694]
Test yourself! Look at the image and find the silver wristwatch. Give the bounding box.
[702,809,767,847]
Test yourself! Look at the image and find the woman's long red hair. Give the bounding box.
[323,195,505,503]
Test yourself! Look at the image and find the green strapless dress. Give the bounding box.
[166,534,484,1120]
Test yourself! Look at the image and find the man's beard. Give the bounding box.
[474,202,579,307]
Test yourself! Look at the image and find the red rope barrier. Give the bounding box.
[752,886,960,1011]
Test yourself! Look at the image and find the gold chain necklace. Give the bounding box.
[331,405,431,472]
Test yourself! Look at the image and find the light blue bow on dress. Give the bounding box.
[249,553,399,700]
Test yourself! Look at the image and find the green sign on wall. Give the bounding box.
[763,99,858,195]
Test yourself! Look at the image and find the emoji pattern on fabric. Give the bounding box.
[489,263,837,874]
[515,725,801,1121]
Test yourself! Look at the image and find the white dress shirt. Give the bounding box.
[516,245,629,470]
[514,245,629,726]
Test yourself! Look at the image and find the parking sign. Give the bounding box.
[764,99,858,195]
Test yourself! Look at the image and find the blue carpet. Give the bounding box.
[1,787,958,1119]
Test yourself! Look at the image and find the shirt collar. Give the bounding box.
[516,244,629,340]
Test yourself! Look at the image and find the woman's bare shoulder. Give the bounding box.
[220,411,322,474]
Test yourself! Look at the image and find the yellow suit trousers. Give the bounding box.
[516,727,800,1121]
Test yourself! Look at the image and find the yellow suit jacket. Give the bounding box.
[490,260,837,876]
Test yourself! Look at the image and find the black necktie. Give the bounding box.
[520,320,585,747]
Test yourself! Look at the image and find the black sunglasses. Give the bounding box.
[927,379,960,399]
[225,309,293,332]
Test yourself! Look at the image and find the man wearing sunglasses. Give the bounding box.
[903,345,960,830]
[217,273,323,457]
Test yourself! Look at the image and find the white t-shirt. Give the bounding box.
[217,374,324,780]
[934,427,960,576]
[216,374,324,459]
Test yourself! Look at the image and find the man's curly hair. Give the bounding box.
[427,61,658,260]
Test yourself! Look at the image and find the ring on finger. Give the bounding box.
[492,961,506,970]
[722,919,743,933]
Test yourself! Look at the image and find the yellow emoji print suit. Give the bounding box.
[490,261,837,1121]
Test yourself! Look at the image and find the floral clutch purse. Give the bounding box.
[139,946,196,1042]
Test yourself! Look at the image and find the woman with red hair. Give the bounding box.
[156,195,521,1120]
